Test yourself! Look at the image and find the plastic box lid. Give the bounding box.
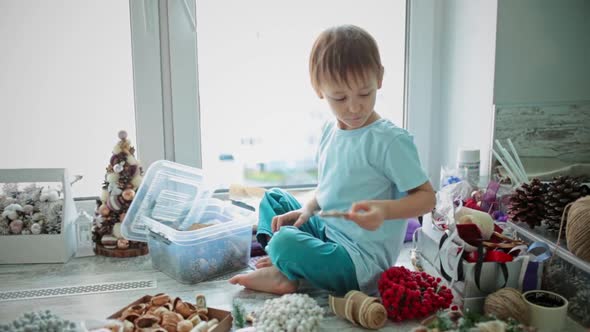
[121,160,222,242]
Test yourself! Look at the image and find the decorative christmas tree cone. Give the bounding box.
[92,130,148,258]
[328,290,387,330]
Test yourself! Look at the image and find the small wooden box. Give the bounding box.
[0,168,77,264]
[108,295,233,332]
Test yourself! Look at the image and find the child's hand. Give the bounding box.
[271,208,312,232]
[346,201,387,231]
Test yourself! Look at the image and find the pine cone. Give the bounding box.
[544,176,590,234]
[508,178,547,228]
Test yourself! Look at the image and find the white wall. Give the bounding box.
[0,1,136,198]
[432,0,498,182]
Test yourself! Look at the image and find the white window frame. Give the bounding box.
[405,0,439,181]
[129,0,438,185]
[129,0,202,169]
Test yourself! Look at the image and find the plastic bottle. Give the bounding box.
[457,149,480,187]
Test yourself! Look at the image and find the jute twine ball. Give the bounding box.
[566,196,590,262]
[484,288,529,324]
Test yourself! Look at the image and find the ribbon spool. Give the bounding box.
[484,288,530,324]
[328,291,387,330]
[565,196,590,262]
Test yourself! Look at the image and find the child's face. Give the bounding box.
[318,70,383,130]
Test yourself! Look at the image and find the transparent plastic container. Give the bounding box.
[122,160,253,284]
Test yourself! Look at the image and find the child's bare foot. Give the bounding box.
[255,256,272,269]
[229,266,298,295]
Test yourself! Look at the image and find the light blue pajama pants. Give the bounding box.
[256,188,359,295]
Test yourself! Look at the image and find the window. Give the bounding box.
[195,1,407,187]
[1,1,408,197]
[0,0,136,198]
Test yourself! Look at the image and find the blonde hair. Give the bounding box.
[309,25,382,94]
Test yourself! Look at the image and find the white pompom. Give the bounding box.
[255,294,323,332]
[40,193,49,202]
[112,144,122,154]
[106,173,119,184]
[131,175,143,188]
[47,190,59,202]
[127,155,138,165]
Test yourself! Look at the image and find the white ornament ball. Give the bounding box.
[118,130,128,140]
[6,210,18,220]
[22,204,34,214]
[10,219,24,234]
[113,164,124,173]
[30,223,42,235]
[5,203,23,212]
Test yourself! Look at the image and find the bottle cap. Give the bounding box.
[458,149,480,163]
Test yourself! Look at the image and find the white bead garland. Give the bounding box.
[255,294,323,332]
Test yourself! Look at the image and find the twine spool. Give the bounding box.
[565,196,590,262]
[329,291,387,330]
[484,288,529,324]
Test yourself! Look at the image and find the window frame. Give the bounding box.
[130,0,437,188]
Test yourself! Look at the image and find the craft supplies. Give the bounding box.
[108,293,232,332]
[329,290,387,330]
[254,294,323,332]
[378,266,453,322]
[314,210,349,218]
[0,310,78,332]
[493,139,528,186]
[565,196,590,262]
[484,288,529,324]
[522,290,569,332]
[455,207,495,240]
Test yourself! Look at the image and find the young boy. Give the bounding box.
[229,25,435,296]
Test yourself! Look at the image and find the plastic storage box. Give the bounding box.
[122,161,253,284]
